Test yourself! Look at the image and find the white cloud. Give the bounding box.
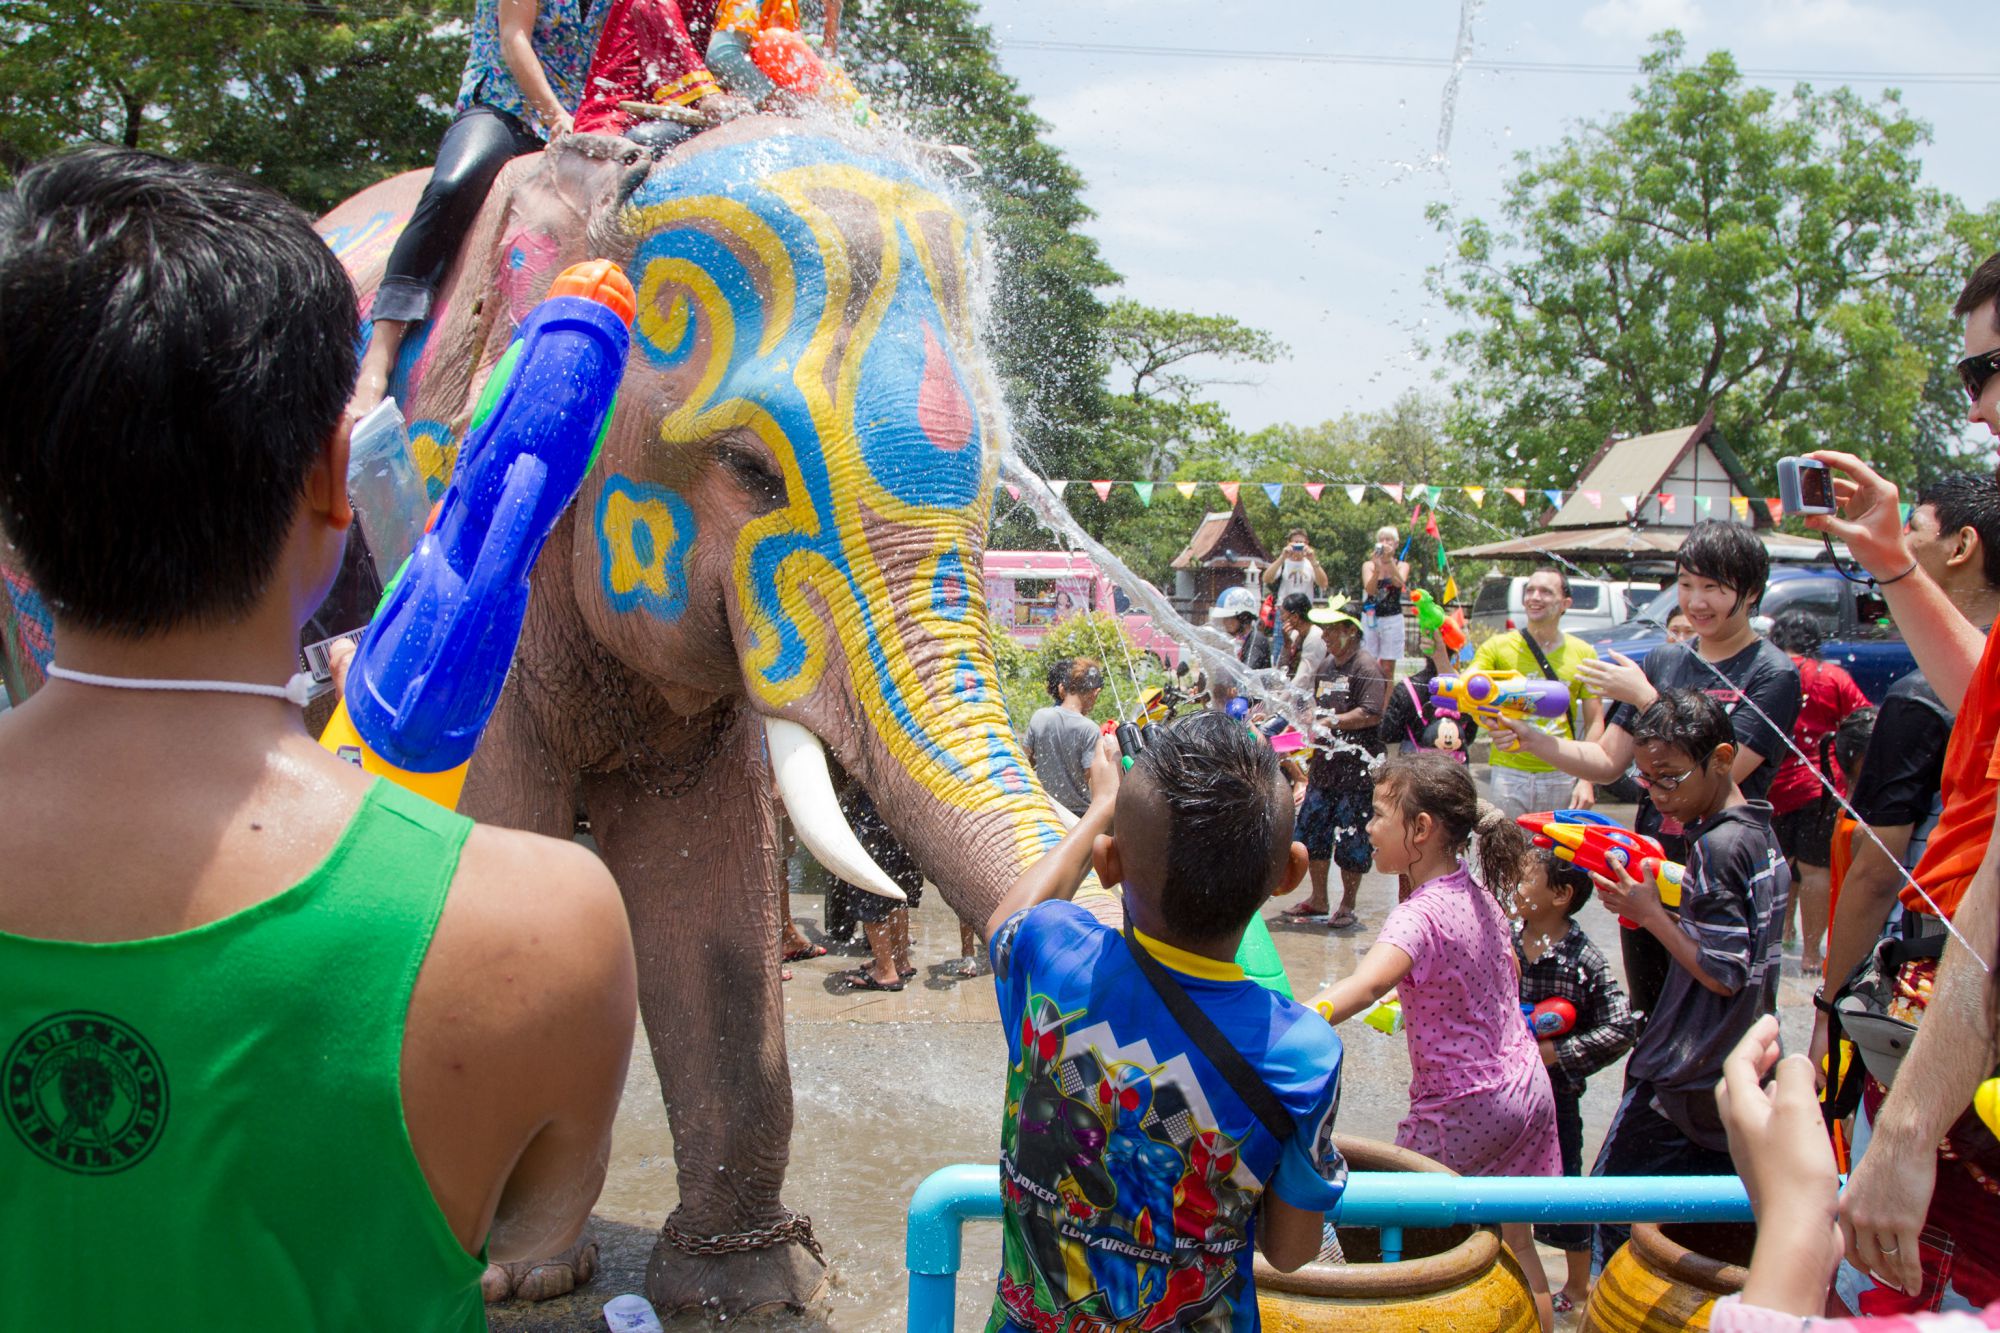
[1581,0,1705,40]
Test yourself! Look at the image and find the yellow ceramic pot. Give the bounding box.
[1580,1221,1752,1332]
[1256,1136,1538,1333]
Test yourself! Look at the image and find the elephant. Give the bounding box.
[313,118,1076,1313]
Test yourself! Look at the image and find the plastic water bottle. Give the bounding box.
[345,396,428,582]
[602,1293,664,1333]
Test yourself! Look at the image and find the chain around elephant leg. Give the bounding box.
[582,707,828,1317]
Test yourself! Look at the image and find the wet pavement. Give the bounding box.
[492,802,1819,1332]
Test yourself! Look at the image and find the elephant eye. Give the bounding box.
[719,442,786,513]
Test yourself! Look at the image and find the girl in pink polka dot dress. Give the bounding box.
[1311,753,1560,1332]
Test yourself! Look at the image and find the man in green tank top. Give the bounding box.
[0,148,638,1328]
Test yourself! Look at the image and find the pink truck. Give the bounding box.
[981,550,1183,669]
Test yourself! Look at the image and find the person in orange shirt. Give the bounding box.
[1810,252,2000,1310]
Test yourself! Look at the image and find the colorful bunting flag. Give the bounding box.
[1423,485,1443,505]
[1464,486,1485,508]
[1004,482,1020,501]
[1381,484,1404,502]
[1583,490,1602,509]
[1303,483,1325,501]
[1050,480,1069,499]
[1619,495,1639,515]
[1218,482,1240,504]
[1344,485,1366,504]
[1658,492,1676,514]
[1441,576,1458,605]
[1731,496,1750,521]
[1764,498,1783,523]
[1090,480,1114,502]
[1134,481,1154,507]
[1263,482,1284,507]
[1504,487,1527,506]
[1175,481,1199,499]
[1694,495,1713,516]
[1543,490,1563,508]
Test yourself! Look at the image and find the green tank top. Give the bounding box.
[0,780,488,1329]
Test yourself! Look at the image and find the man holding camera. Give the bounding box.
[1801,252,2000,1308]
[1264,529,1329,607]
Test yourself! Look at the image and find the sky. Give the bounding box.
[959,0,1989,436]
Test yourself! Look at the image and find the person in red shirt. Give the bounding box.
[571,0,743,140]
[1765,612,1871,975]
[1809,251,2000,1310]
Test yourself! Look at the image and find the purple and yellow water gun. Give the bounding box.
[1430,670,1570,734]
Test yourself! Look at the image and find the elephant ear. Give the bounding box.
[403,137,653,496]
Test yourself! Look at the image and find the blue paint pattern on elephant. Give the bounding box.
[626,138,986,781]
[932,549,971,622]
[597,476,697,623]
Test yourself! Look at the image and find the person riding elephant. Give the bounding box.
[316,117,1072,1315]
[350,0,741,421]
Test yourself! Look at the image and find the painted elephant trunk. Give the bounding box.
[780,625,1072,937]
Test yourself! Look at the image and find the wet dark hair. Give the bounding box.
[1529,846,1595,918]
[0,147,358,634]
[1675,519,1770,617]
[1131,710,1293,941]
[1045,657,1072,704]
[1914,471,2000,590]
[1629,688,1735,766]
[1372,754,1527,896]
[1768,610,1824,659]
[1527,564,1571,598]
[1953,251,2000,333]
[1281,592,1313,618]
[1833,705,1877,783]
[1064,657,1103,696]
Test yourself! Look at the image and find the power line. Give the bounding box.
[993,36,2000,88]
[31,2,2000,90]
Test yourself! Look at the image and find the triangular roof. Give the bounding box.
[1547,407,1771,530]
[1171,500,1271,570]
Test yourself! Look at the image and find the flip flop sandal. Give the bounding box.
[898,966,917,980]
[1328,909,1360,931]
[782,943,828,962]
[1551,1293,1575,1315]
[1279,901,1329,919]
[837,968,904,992]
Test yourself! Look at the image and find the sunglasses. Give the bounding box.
[1957,347,2000,403]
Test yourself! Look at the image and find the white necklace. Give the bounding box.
[47,663,316,708]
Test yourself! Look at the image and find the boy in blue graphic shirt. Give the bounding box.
[986,712,1347,1332]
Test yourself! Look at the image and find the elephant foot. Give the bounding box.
[645,1221,829,1317]
[481,1236,599,1304]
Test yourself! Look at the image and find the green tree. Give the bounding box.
[0,1,464,212]
[1099,297,1286,479]
[1429,32,2000,485]
[843,0,1117,482]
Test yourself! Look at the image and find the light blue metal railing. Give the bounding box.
[905,1165,1754,1331]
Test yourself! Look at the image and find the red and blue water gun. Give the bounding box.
[1517,809,1686,927]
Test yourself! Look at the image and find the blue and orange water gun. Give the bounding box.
[1518,809,1686,925]
[319,260,635,806]
[1430,670,1569,735]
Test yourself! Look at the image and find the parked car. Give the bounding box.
[1468,574,1643,641]
[1588,565,1914,702]
[982,550,1182,668]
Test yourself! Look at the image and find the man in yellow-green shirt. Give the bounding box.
[1471,565,1604,818]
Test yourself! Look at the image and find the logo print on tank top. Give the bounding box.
[5,1011,169,1175]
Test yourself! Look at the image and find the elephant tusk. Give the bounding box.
[763,716,908,902]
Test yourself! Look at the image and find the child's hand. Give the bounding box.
[1591,858,1663,927]
[1086,733,1122,809]
[1719,1014,1843,1316]
[1538,1037,1559,1068]
[1575,651,1654,707]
